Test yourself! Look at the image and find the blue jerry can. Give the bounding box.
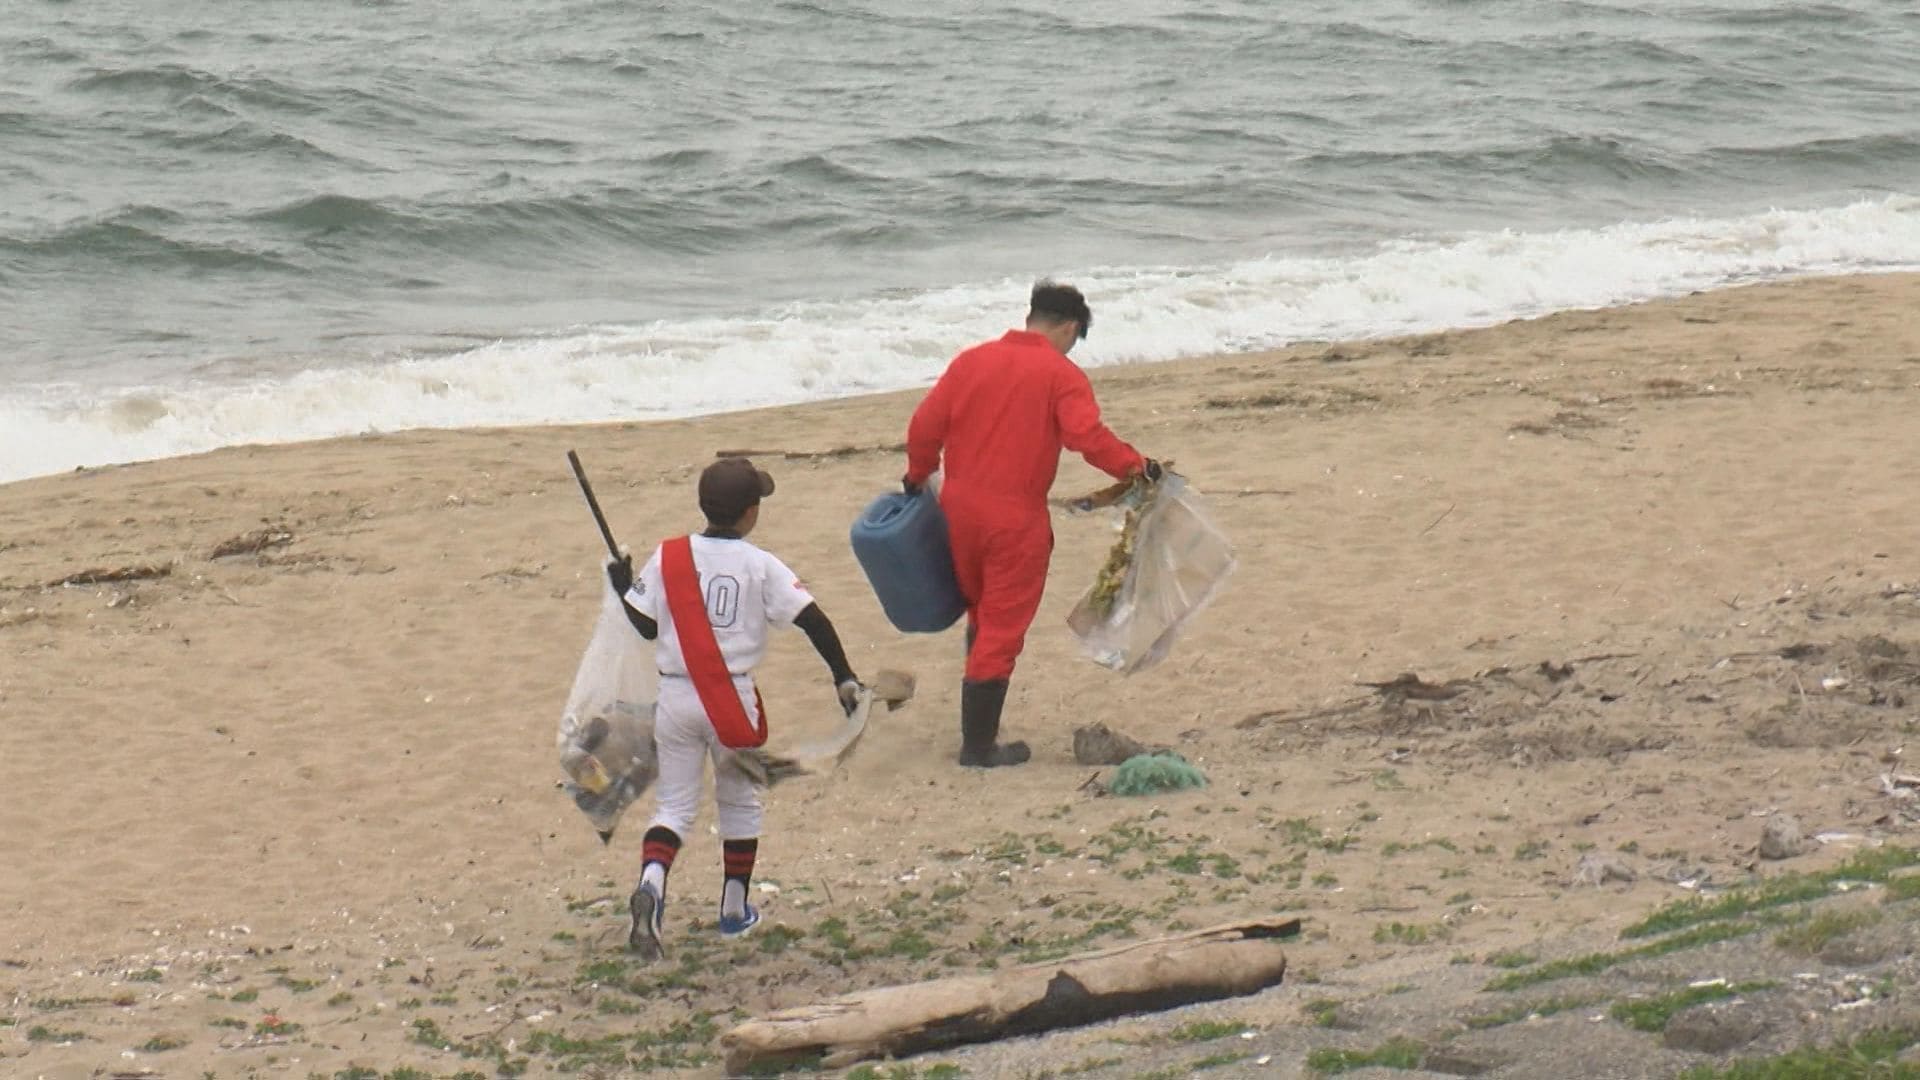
[849,488,967,633]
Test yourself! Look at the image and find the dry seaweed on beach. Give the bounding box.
[712,443,906,462]
[1085,477,1152,616]
[46,563,172,587]
[1068,472,1235,674]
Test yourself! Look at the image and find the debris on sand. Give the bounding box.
[0,607,43,629]
[1360,673,1472,701]
[1876,773,1920,825]
[1508,410,1608,437]
[1574,853,1638,887]
[210,525,294,559]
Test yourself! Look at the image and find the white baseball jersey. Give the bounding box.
[624,535,815,679]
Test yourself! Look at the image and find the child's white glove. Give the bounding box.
[836,679,864,716]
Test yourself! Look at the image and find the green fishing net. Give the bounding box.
[1106,753,1207,797]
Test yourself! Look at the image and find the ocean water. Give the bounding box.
[2,0,1917,483]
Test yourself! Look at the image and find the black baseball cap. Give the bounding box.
[699,457,775,523]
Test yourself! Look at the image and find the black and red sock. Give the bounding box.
[721,838,758,918]
[640,826,681,895]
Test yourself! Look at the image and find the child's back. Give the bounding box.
[605,457,860,959]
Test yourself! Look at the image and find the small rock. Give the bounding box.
[1423,1047,1503,1076]
[1073,722,1154,766]
[1663,1003,1766,1054]
[1759,813,1808,860]
[1574,853,1637,886]
[1819,929,1897,967]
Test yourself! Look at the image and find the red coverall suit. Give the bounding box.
[904,329,1145,681]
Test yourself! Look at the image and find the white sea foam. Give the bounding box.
[4,195,1918,485]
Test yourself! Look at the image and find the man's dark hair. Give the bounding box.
[1029,281,1091,340]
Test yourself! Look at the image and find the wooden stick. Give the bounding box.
[1418,502,1456,536]
[565,450,622,561]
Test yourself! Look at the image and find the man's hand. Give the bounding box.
[901,476,923,497]
[836,679,865,717]
[1141,458,1166,483]
[606,553,634,598]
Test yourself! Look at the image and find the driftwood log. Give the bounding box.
[720,918,1300,1073]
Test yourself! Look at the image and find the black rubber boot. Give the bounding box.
[958,679,1029,768]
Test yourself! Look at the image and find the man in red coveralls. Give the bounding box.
[903,282,1161,767]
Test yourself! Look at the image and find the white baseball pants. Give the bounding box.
[649,676,764,840]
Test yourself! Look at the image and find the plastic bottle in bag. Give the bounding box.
[557,582,662,841]
[560,715,616,794]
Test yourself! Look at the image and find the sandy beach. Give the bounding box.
[4,272,1920,1078]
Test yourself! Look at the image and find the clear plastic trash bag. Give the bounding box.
[1066,473,1236,675]
[557,574,660,842]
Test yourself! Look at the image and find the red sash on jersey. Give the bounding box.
[660,535,768,749]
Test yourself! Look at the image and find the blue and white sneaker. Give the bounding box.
[628,882,666,960]
[717,903,761,938]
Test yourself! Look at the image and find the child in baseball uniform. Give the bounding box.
[605,456,861,958]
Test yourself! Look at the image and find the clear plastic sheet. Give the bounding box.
[1066,473,1236,675]
[556,574,660,841]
